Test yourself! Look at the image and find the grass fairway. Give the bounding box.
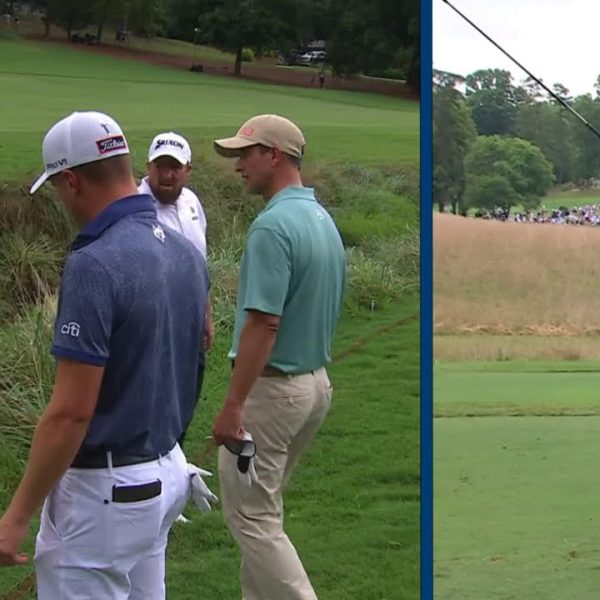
[0,38,417,181]
[434,361,600,599]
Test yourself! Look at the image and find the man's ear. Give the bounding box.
[271,146,283,166]
[62,169,82,193]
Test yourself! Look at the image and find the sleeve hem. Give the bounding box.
[242,304,283,317]
[51,345,108,366]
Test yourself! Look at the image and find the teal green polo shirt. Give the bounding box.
[229,186,346,373]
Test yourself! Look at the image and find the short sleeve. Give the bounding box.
[51,252,115,366]
[240,227,291,316]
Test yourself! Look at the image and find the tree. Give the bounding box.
[196,0,291,76]
[92,0,123,43]
[123,0,170,38]
[464,174,518,214]
[324,0,419,90]
[50,0,93,40]
[433,84,477,214]
[465,69,520,136]
[570,93,600,183]
[464,136,555,214]
[515,99,574,184]
[29,0,59,37]
[433,68,465,89]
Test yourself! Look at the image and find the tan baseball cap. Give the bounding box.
[213,114,305,159]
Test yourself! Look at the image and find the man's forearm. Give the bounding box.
[5,411,89,525]
[205,296,213,324]
[226,316,278,409]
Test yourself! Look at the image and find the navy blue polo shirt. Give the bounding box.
[52,194,208,456]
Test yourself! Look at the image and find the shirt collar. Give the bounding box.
[263,186,316,213]
[72,194,156,251]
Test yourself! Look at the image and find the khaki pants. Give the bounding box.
[219,367,333,600]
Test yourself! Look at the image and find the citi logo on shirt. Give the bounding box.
[61,321,81,337]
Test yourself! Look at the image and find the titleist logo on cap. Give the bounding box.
[96,135,127,154]
[156,139,184,150]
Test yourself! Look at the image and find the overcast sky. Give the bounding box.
[433,0,600,97]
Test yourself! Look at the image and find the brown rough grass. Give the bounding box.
[434,334,600,362]
[434,213,600,334]
[434,213,600,360]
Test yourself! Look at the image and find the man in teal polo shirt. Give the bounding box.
[212,114,346,600]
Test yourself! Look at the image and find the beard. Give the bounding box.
[151,182,182,204]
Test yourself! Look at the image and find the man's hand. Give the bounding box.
[0,516,29,567]
[212,403,245,446]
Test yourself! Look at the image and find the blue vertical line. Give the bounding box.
[420,0,434,598]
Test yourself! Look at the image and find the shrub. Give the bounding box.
[241,48,254,62]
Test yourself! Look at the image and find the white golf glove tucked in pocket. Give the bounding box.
[186,464,219,512]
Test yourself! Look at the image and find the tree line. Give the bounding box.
[6,0,418,88]
[433,67,600,215]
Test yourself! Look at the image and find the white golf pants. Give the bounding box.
[34,443,190,599]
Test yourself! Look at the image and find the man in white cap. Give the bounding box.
[212,114,346,600]
[0,111,216,598]
[138,132,215,351]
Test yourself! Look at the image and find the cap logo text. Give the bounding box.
[46,158,67,170]
[155,139,184,150]
[96,135,127,154]
[240,127,254,137]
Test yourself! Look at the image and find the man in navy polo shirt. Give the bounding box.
[0,111,211,598]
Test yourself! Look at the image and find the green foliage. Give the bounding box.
[569,94,600,182]
[240,47,254,62]
[433,84,477,213]
[464,173,517,214]
[464,135,555,213]
[515,100,574,184]
[196,0,290,74]
[465,69,521,136]
[325,0,418,90]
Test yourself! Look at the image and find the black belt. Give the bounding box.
[71,450,161,469]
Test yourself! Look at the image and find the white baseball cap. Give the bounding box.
[30,111,130,194]
[148,132,192,165]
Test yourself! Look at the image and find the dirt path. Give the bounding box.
[24,33,416,100]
